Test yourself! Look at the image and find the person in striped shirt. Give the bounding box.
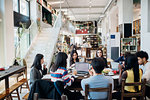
[50,52,75,88]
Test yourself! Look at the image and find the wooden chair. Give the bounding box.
[33,93,67,100]
[85,83,112,100]
[22,92,29,100]
[19,59,30,93]
[11,59,29,99]
[0,78,28,100]
[121,79,146,100]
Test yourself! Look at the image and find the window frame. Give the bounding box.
[13,0,30,18]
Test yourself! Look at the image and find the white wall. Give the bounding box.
[141,0,150,60]
[0,0,15,66]
[117,0,123,25]
[109,6,118,33]
[133,9,140,21]
[30,0,39,39]
[117,0,133,24]
[122,0,133,23]
[101,17,107,45]
[0,0,5,66]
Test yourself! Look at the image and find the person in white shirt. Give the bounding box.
[136,51,150,82]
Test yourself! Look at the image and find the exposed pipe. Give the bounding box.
[97,0,115,23]
[103,0,115,14]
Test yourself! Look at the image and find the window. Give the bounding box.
[13,0,30,17]
[13,0,19,12]
[20,0,29,16]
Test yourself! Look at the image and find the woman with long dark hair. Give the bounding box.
[113,54,142,100]
[119,54,142,92]
[96,49,108,68]
[29,54,47,89]
[51,52,83,100]
[70,50,79,66]
[50,52,75,88]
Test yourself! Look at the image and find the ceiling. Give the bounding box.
[47,0,110,21]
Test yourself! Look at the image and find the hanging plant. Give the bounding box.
[17,22,26,38]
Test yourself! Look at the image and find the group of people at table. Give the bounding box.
[29,47,150,100]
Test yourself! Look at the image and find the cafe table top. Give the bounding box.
[42,73,119,91]
[0,66,25,80]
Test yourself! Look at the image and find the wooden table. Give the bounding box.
[67,74,119,91]
[0,66,26,90]
[42,73,119,91]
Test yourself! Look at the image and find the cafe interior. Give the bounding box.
[0,0,150,100]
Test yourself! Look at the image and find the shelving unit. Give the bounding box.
[37,0,54,26]
[83,35,101,48]
[121,38,137,54]
[42,6,52,25]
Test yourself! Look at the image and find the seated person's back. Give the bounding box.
[50,52,75,88]
[119,54,142,92]
[81,57,113,100]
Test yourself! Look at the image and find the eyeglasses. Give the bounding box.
[97,52,102,53]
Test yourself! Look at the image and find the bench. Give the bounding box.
[22,93,29,100]
[0,78,28,100]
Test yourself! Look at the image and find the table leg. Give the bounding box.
[5,77,9,90]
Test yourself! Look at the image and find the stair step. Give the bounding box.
[26,27,59,77]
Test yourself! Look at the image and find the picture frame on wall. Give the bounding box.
[133,19,141,35]
[118,24,123,38]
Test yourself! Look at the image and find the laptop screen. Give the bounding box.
[111,62,119,71]
[75,62,89,72]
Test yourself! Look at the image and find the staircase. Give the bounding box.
[25,27,60,79]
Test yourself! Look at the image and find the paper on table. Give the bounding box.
[111,75,119,79]
[42,74,51,79]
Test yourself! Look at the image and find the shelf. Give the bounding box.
[122,38,136,40]
[121,37,137,55]
[122,45,136,46]
[121,50,137,52]
[42,6,52,25]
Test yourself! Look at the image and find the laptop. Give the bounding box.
[111,62,119,71]
[75,62,89,74]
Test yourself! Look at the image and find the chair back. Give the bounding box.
[85,83,112,100]
[121,78,146,100]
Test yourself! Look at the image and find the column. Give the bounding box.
[141,0,150,59]
[117,0,133,38]
[0,0,15,66]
